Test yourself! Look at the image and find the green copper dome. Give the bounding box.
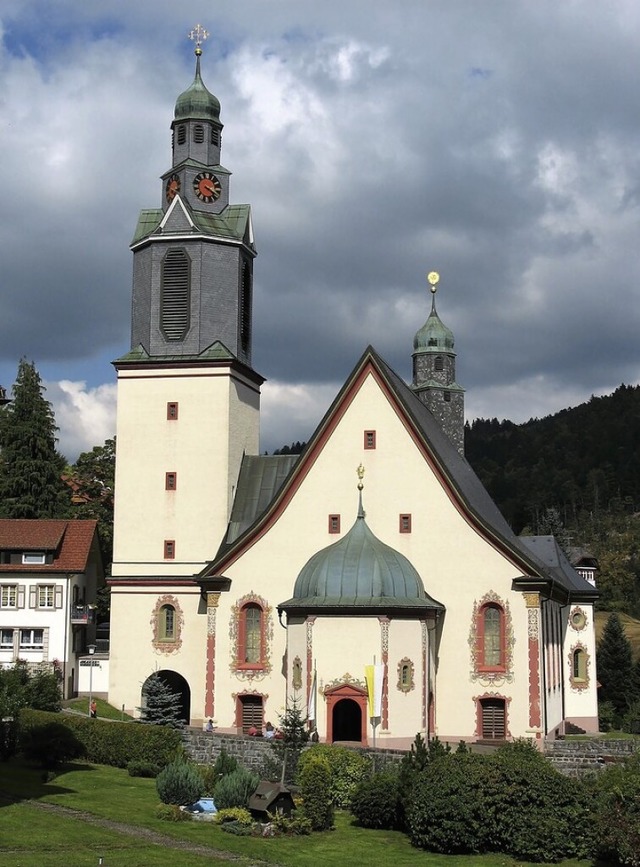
[285,495,442,610]
[413,295,455,353]
[174,56,221,122]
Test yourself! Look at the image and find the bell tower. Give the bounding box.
[411,272,465,455]
[111,26,263,589]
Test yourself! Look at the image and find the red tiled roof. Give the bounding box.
[0,519,99,573]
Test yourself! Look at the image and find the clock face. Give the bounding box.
[193,172,222,203]
[165,174,181,203]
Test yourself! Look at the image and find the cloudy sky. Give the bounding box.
[0,1,638,461]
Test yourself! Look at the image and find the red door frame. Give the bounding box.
[324,682,368,745]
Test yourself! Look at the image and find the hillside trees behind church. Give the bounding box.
[465,384,640,614]
[0,359,69,519]
[68,438,115,619]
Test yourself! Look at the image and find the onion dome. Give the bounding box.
[174,53,221,122]
[280,479,443,612]
[413,292,455,353]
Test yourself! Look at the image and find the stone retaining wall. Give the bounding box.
[183,728,407,772]
[183,729,638,778]
[544,739,638,776]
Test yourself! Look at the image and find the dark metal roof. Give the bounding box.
[223,455,299,546]
[518,536,597,598]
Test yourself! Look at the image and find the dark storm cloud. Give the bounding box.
[0,0,638,458]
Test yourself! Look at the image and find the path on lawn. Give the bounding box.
[24,799,279,865]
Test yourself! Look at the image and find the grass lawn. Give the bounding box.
[0,759,593,867]
[62,696,133,721]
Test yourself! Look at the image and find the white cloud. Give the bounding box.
[46,380,117,463]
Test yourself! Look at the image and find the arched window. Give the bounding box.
[240,603,264,667]
[572,648,587,681]
[159,604,175,641]
[397,658,415,693]
[480,603,505,670]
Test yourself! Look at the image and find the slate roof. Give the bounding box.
[114,340,235,366]
[519,536,596,598]
[224,455,299,545]
[203,346,598,603]
[0,519,99,574]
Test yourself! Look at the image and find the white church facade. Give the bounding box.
[108,38,598,748]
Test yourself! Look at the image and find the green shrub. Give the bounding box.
[20,722,85,769]
[127,759,160,778]
[407,753,487,854]
[398,733,449,828]
[156,759,203,806]
[213,767,260,810]
[18,708,182,768]
[155,803,192,822]
[298,755,333,831]
[213,807,253,826]
[350,770,400,829]
[599,700,617,732]
[407,750,592,861]
[213,747,238,778]
[592,759,640,866]
[297,744,370,808]
[221,820,254,836]
[270,812,312,836]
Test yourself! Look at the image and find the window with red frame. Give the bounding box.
[479,603,505,669]
[239,603,264,666]
[165,472,177,490]
[328,514,341,534]
[364,430,376,449]
[167,402,179,420]
[164,540,175,560]
[399,514,412,533]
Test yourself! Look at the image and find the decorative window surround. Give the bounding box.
[569,642,590,691]
[397,657,415,692]
[230,592,273,681]
[151,595,184,653]
[469,591,514,686]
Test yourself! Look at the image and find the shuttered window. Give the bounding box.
[161,249,190,341]
[193,124,205,143]
[480,698,506,739]
[240,695,263,732]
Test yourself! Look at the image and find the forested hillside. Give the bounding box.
[465,384,640,615]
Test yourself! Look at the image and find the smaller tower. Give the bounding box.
[411,272,465,454]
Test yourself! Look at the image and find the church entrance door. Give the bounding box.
[324,682,368,745]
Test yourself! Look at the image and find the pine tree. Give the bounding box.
[596,612,633,717]
[0,359,68,518]
[138,673,184,729]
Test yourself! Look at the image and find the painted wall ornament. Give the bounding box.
[469,590,514,686]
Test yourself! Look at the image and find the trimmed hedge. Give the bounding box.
[18,709,182,769]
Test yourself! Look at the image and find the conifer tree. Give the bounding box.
[138,673,184,729]
[596,612,633,717]
[0,359,68,518]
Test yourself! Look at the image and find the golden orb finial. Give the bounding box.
[356,463,365,490]
[427,271,440,295]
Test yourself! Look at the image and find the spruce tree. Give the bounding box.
[0,359,68,518]
[596,612,633,717]
[138,673,184,729]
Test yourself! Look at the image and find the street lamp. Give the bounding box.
[88,644,97,718]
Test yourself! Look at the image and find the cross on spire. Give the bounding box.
[188,23,209,56]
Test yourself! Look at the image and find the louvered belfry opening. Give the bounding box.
[161,249,190,341]
[239,262,252,358]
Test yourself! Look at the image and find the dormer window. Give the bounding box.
[22,552,45,565]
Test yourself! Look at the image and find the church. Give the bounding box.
[108,35,599,748]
